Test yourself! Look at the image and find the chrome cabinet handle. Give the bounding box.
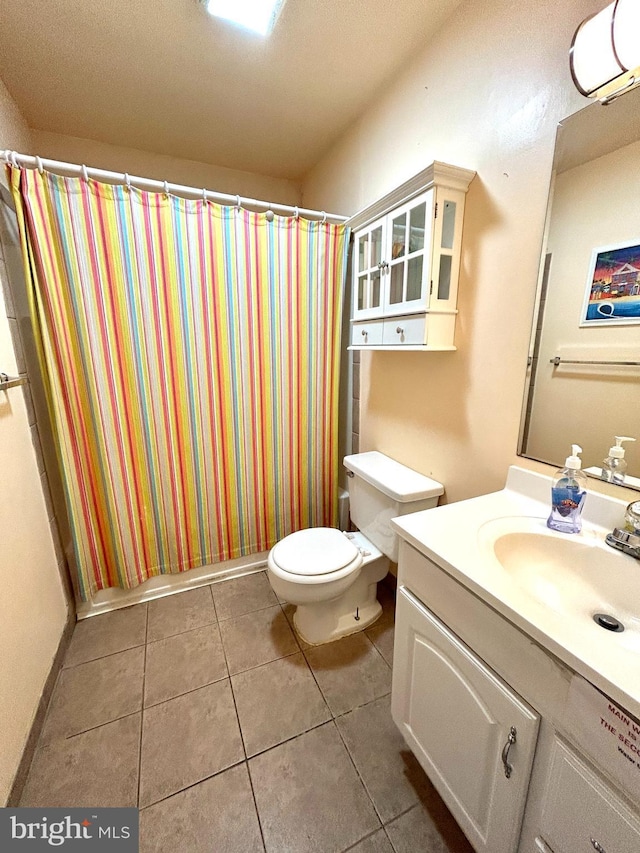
[501,726,517,778]
[590,840,607,853]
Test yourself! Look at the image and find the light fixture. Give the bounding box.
[202,0,286,36]
[570,0,640,103]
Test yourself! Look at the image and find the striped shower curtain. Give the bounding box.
[10,167,349,600]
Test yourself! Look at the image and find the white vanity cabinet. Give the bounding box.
[392,539,640,853]
[393,587,539,853]
[348,162,475,351]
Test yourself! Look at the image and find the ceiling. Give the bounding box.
[0,0,463,180]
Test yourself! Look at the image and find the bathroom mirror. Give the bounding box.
[519,85,640,489]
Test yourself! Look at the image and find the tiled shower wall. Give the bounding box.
[0,186,74,606]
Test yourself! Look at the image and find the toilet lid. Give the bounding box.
[272,528,360,576]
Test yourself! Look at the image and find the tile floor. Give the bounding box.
[20,571,474,853]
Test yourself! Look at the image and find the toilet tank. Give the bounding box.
[343,451,444,562]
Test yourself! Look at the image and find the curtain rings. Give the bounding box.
[320,211,327,224]
[202,188,208,204]
[81,164,89,183]
[163,180,170,198]
[10,151,19,169]
[35,156,44,175]
[293,206,299,220]
[266,203,275,222]
[124,173,132,192]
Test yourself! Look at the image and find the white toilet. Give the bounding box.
[267,451,444,645]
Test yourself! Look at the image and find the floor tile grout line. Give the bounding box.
[242,715,335,762]
[227,648,303,680]
[340,826,389,853]
[382,823,399,852]
[333,709,388,829]
[33,709,144,751]
[215,598,285,624]
[147,615,219,645]
[145,618,220,649]
[383,801,423,829]
[225,659,249,762]
[244,754,268,852]
[143,671,229,710]
[140,673,234,715]
[208,582,218,622]
[136,608,149,808]
[137,756,248,812]
[62,639,148,671]
[293,638,336,714]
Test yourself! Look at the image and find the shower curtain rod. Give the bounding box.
[0,150,349,224]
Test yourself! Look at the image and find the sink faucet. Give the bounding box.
[605,528,640,560]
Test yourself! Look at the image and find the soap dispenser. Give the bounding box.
[601,436,635,485]
[547,444,588,534]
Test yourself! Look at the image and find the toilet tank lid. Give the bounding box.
[343,451,444,503]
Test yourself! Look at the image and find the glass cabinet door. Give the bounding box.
[353,220,385,319]
[384,190,433,313]
[430,191,460,311]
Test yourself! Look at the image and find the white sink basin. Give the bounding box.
[478,516,640,652]
[392,466,640,719]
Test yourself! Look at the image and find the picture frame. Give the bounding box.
[580,240,640,326]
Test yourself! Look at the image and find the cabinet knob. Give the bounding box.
[396,326,404,335]
[501,726,517,778]
[361,329,368,337]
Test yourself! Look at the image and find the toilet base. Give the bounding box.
[292,566,386,645]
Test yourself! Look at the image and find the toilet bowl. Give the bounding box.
[267,451,444,646]
[268,528,389,645]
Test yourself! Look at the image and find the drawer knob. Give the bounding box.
[590,840,607,853]
[361,329,368,337]
[501,726,517,778]
[396,326,404,335]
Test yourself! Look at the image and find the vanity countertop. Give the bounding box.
[391,466,640,721]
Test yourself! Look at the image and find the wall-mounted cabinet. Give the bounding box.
[347,162,476,351]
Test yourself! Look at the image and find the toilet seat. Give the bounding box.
[269,527,363,584]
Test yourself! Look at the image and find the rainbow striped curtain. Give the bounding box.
[10,168,349,600]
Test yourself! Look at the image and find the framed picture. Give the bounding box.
[580,240,640,326]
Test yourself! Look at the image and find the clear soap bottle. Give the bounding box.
[601,436,635,485]
[547,444,588,534]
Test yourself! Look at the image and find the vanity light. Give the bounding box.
[201,0,286,36]
[570,0,640,103]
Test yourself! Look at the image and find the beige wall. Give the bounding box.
[31,130,302,206]
[302,0,607,503]
[0,78,68,806]
[527,139,640,475]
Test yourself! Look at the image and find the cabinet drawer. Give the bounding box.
[351,320,384,346]
[382,314,426,345]
[540,737,640,853]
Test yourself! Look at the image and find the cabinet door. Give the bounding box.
[353,218,385,320]
[429,186,466,314]
[392,587,539,853]
[383,190,434,315]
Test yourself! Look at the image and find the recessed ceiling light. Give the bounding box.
[202,0,286,36]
